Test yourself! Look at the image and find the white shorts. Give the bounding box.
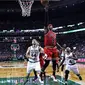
[65,64,79,75]
[27,61,41,74]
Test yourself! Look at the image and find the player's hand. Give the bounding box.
[24,60,27,66]
[43,54,47,60]
[32,57,36,60]
[26,55,32,59]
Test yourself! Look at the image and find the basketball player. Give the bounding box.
[60,47,82,85]
[24,39,46,85]
[41,24,60,81]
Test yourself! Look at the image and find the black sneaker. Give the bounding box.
[79,76,82,80]
[32,77,38,82]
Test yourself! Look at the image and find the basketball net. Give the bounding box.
[18,0,34,17]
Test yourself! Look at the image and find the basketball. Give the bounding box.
[40,0,49,6]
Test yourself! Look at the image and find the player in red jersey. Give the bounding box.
[41,24,60,81]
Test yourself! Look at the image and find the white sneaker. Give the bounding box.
[50,75,58,82]
[40,80,44,84]
[39,79,44,84]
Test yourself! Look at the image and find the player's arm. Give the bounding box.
[26,47,32,59]
[57,42,63,49]
[44,26,48,34]
[59,55,65,67]
[39,46,47,59]
[58,50,62,61]
[72,53,78,60]
[24,54,29,61]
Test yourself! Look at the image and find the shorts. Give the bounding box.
[44,47,59,60]
[27,61,41,74]
[65,64,79,75]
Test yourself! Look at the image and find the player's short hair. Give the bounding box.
[32,39,38,45]
[66,47,71,51]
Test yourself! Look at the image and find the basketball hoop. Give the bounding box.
[18,0,34,17]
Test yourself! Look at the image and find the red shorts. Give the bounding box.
[44,47,59,60]
[56,60,59,64]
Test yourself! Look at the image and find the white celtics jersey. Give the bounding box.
[65,52,76,65]
[29,46,40,63]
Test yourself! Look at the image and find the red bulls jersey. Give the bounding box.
[44,30,57,46]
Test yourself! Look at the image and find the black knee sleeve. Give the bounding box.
[65,70,69,74]
[65,70,69,81]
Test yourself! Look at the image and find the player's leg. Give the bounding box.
[41,59,50,72]
[50,59,58,82]
[61,64,65,71]
[64,70,70,85]
[35,62,44,83]
[41,47,51,80]
[64,65,70,85]
[32,69,38,81]
[61,58,66,72]
[51,49,59,82]
[39,56,46,80]
[41,47,51,72]
[41,59,50,81]
[52,59,56,77]
[53,48,60,74]
[24,61,32,85]
[77,74,82,80]
[24,73,30,85]
[56,60,59,72]
[71,64,82,80]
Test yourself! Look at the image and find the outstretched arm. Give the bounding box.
[57,42,63,49]
[59,56,65,67]
[44,26,48,34]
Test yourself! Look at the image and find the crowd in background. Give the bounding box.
[0,36,85,61]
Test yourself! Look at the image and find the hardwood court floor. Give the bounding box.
[0,61,85,85]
